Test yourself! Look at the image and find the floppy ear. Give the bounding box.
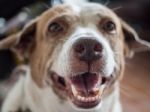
[121,20,150,58]
[0,18,38,60]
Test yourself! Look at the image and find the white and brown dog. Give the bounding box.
[0,0,150,112]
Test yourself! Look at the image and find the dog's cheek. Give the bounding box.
[114,32,133,74]
[28,41,57,87]
[50,44,71,77]
[113,40,125,80]
[114,52,125,80]
[106,34,125,80]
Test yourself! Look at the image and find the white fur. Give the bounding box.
[2,76,26,112]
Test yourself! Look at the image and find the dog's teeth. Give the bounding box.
[93,87,99,91]
[89,97,92,101]
[74,88,102,102]
[85,98,88,102]
[85,97,89,102]
[80,96,84,101]
[94,97,98,101]
[99,85,105,95]
[71,85,78,96]
[77,95,82,100]
[75,95,101,102]
[91,97,95,101]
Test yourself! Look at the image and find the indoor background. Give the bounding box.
[0,0,149,112]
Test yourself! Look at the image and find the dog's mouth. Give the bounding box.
[49,72,112,109]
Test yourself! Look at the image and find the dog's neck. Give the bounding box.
[23,68,120,112]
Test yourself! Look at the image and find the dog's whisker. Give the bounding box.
[104,0,110,6]
[43,3,50,9]
[112,6,123,11]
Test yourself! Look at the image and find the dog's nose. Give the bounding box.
[73,38,103,63]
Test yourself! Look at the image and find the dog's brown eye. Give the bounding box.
[102,20,116,33]
[48,22,63,33]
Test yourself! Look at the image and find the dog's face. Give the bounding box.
[0,3,149,110]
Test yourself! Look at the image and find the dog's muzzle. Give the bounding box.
[48,37,114,109]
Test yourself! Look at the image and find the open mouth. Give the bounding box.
[49,72,112,109]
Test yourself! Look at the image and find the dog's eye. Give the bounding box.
[102,20,116,33]
[48,22,64,33]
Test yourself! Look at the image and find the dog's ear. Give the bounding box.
[121,20,150,58]
[0,18,38,60]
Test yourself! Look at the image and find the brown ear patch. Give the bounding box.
[121,19,150,58]
[14,25,36,57]
[0,18,38,61]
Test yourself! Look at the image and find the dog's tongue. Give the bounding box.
[70,73,101,94]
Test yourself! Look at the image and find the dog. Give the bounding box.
[0,1,150,112]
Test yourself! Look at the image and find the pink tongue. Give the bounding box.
[70,73,101,93]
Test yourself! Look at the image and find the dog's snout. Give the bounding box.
[73,38,103,63]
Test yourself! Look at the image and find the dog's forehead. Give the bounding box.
[39,3,119,24]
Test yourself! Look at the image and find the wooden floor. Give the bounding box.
[121,52,150,112]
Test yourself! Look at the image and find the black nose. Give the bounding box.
[73,38,103,63]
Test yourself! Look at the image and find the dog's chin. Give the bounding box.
[48,71,113,109]
[69,99,102,111]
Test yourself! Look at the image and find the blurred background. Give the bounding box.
[0,0,149,112]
